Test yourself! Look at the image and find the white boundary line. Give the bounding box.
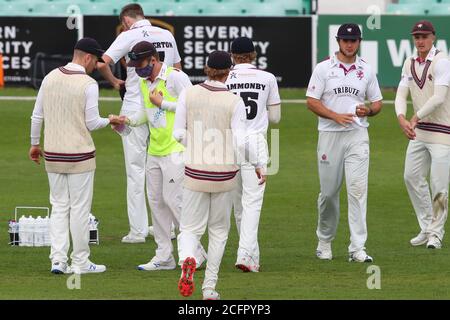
[0,96,404,104]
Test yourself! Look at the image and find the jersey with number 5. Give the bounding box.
[226,63,281,134]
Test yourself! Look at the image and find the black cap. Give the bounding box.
[74,37,105,62]
[411,20,435,35]
[207,51,232,70]
[231,37,255,54]
[127,41,158,67]
[336,23,362,40]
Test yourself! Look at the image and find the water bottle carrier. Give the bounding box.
[9,207,100,247]
[9,206,50,247]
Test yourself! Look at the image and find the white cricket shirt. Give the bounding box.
[306,54,382,132]
[225,63,281,135]
[104,19,181,112]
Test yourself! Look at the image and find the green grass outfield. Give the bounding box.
[1,87,450,300]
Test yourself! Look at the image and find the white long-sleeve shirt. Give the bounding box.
[30,63,109,145]
[173,80,265,168]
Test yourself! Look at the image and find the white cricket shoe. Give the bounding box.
[51,262,73,274]
[137,256,176,271]
[196,246,207,269]
[316,240,332,260]
[235,252,259,272]
[426,235,442,249]
[73,262,106,274]
[148,225,176,240]
[203,288,220,300]
[121,233,145,243]
[410,232,428,246]
[349,250,373,263]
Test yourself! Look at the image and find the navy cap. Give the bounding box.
[207,51,232,70]
[231,37,255,54]
[336,23,362,40]
[74,37,105,62]
[127,41,158,67]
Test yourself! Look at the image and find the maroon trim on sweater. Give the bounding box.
[185,166,239,182]
[185,171,238,182]
[416,122,450,135]
[44,150,96,162]
[58,67,86,75]
[198,83,228,92]
[410,59,432,89]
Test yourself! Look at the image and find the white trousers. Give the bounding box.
[404,139,450,240]
[146,152,184,261]
[178,189,232,291]
[316,128,370,253]
[121,109,149,237]
[232,137,268,266]
[48,171,94,268]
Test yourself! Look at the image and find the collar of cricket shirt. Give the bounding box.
[231,63,257,70]
[329,52,364,69]
[65,62,86,73]
[204,80,228,89]
[130,19,151,30]
[413,45,438,63]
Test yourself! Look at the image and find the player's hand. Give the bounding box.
[150,89,164,107]
[398,116,416,140]
[356,105,372,117]
[333,113,354,127]
[108,114,127,125]
[113,79,125,91]
[409,114,419,130]
[255,167,266,185]
[29,145,43,165]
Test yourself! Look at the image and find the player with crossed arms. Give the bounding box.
[225,37,281,272]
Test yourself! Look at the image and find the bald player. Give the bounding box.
[395,20,450,249]
[226,37,281,272]
[306,23,383,262]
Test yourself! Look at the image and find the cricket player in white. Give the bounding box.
[174,51,266,300]
[29,38,120,274]
[98,3,181,243]
[306,24,383,262]
[394,20,450,249]
[110,41,206,270]
[226,37,281,272]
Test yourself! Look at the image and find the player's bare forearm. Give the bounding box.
[306,97,336,120]
[368,100,382,116]
[97,62,118,86]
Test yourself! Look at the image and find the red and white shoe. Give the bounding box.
[178,257,196,297]
[235,254,259,272]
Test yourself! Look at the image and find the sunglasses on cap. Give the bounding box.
[128,50,154,61]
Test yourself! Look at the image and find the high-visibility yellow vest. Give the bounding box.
[140,67,185,156]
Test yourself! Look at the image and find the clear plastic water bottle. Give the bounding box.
[43,216,51,246]
[18,215,26,247]
[34,216,44,247]
[27,215,35,247]
[113,123,132,136]
[8,220,19,246]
